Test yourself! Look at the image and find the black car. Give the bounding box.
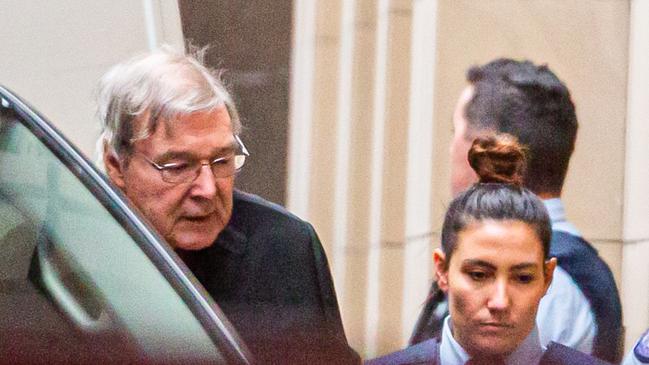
[0,86,253,364]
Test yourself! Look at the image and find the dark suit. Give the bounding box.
[365,339,612,365]
[178,190,359,364]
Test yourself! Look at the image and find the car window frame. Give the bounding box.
[0,85,253,365]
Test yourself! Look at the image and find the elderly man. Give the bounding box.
[98,47,358,364]
[410,58,622,363]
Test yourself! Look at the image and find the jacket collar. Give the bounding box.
[212,190,248,255]
[214,222,247,255]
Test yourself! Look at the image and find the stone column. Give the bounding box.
[621,0,649,350]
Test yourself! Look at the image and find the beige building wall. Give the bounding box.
[289,0,438,356]
[0,0,184,158]
[290,0,647,358]
[622,0,649,351]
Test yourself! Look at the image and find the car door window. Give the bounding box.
[0,99,229,363]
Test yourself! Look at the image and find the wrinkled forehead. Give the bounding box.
[165,106,231,138]
[133,104,231,143]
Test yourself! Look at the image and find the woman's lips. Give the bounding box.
[479,322,514,330]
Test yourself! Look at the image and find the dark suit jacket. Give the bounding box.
[365,339,612,365]
[178,190,359,364]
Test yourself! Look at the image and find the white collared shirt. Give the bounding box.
[439,316,544,365]
[543,198,581,237]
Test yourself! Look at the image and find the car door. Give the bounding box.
[0,86,253,365]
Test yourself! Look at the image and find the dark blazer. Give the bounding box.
[365,339,612,365]
[178,190,359,364]
[550,231,623,362]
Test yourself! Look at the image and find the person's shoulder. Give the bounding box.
[550,232,612,276]
[542,342,613,365]
[537,265,596,352]
[231,190,314,237]
[233,190,306,222]
[550,231,596,257]
[365,339,439,365]
[549,230,617,290]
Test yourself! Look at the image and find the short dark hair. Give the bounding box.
[441,135,552,266]
[463,58,578,195]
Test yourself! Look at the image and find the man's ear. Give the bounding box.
[433,249,449,292]
[543,257,557,294]
[103,142,126,189]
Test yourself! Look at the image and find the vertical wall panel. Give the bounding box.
[622,0,649,349]
[374,1,413,354]
[289,0,440,357]
[287,0,316,218]
[331,0,357,304]
[306,1,344,249]
[401,0,438,343]
[342,0,379,353]
[364,0,390,356]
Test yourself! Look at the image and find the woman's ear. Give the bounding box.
[103,142,126,189]
[433,249,449,292]
[543,257,557,293]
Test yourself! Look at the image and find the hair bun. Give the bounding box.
[468,134,527,186]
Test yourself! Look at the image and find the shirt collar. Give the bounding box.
[507,326,544,365]
[213,192,248,255]
[542,198,581,237]
[440,316,544,365]
[211,189,248,255]
[440,316,470,365]
[214,222,247,255]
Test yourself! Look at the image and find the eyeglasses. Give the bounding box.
[136,135,249,184]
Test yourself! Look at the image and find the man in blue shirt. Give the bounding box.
[410,58,622,363]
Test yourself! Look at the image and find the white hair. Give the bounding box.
[95,45,241,169]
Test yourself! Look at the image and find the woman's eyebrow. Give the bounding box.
[461,259,496,270]
[510,262,538,271]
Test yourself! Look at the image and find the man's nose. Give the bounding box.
[487,279,510,311]
[191,164,217,198]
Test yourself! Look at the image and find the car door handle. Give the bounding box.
[35,240,111,332]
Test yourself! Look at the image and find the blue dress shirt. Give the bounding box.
[537,199,596,353]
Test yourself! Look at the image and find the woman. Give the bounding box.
[367,134,609,364]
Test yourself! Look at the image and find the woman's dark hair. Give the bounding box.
[440,134,552,267]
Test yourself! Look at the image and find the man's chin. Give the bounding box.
[169,216,226,250]
[170,233,218,251]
